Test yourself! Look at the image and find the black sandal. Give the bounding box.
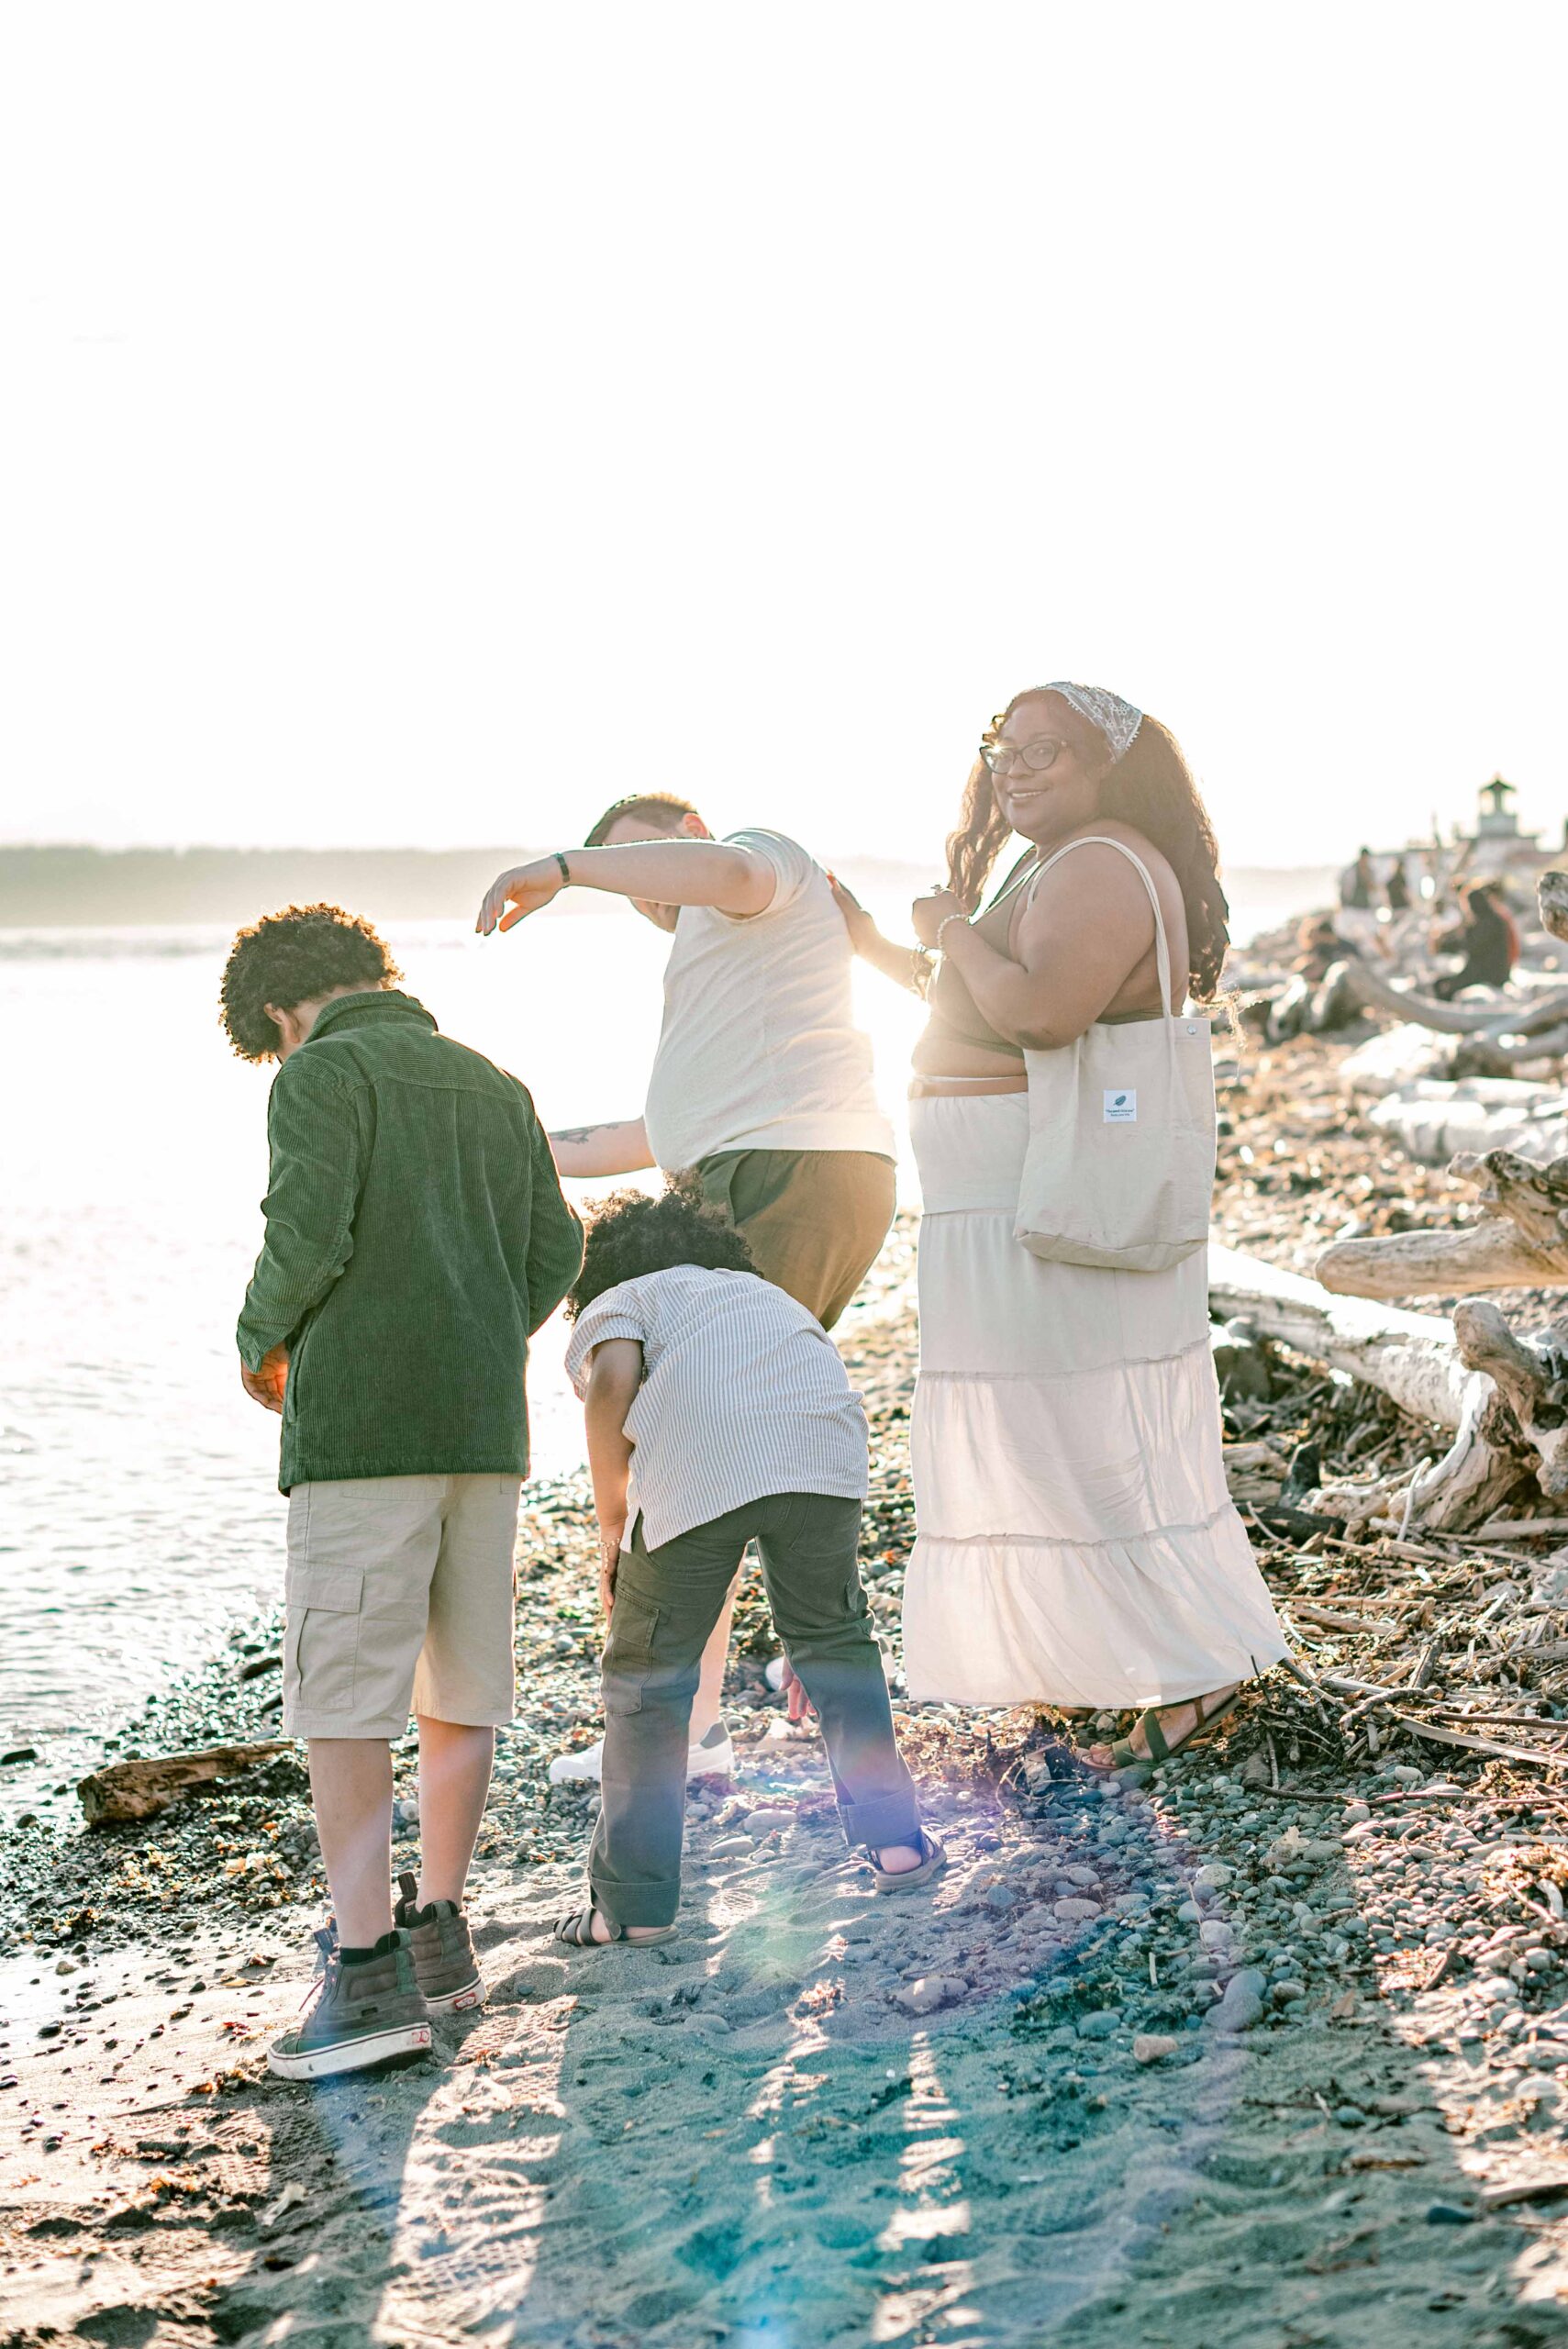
[552,1908,677,1949]
[870,1831,948,1894]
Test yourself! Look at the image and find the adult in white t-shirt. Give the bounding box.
[476,793,897,1778]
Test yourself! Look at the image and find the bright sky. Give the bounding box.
[3,4,1564,869]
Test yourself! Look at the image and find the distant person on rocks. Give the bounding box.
[224,904,582,2079]
[1264,916,1363,1039]
[1431,880,1518,998]
[1335,847,1384,955]
[1340,847,1375,911]
[1384,857,1412,914]
[550,1177,939,1948]
[476,799,896,1787]
[1294,914,1356,984]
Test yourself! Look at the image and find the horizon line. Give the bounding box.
[0,840,1342,874]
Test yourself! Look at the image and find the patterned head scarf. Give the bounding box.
[1035,682,1143,763]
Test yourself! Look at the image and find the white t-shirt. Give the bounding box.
[640,829,895,1172]
[564,1265,869,1549]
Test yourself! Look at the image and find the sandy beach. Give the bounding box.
[11,1094,1568,2344]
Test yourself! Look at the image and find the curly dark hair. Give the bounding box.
[219,903,401,1061]
[568,1174,757,1319]
[944,693,1231,1000]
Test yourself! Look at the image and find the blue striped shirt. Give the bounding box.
[564,1267,868,1549]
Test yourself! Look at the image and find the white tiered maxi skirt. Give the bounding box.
[903,1092,1289,1709]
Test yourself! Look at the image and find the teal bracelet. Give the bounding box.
[553,852,572,887]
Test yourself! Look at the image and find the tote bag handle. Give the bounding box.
[1023,834,1181,1073]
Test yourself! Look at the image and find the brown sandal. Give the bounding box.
[1082,1687,1242,1785]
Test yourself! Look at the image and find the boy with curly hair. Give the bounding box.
[222,904,583,2076]
[551,1178,939,1949]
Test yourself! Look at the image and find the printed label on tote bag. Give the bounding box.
[1103,1089,1137,1123]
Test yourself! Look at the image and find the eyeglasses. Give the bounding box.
[979,736,1066,776]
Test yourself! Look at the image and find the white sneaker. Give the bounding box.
[548,1721,736,1786]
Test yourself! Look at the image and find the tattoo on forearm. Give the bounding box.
[550,1124,615,1144]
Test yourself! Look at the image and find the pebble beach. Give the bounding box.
[11,1063,1568,2343]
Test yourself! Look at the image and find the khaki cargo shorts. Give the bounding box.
[283,1474,521,1740]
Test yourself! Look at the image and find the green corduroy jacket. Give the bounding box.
[237,990,584,1491]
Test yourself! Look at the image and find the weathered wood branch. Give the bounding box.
[1317,1217,1562,1302]
[1209,1246,1472,1424]
[1465,1149,1568,1250]
[1317,1149,1568,1301]
[1392,1374,1530,1533]
[78,1741,291,1825]
[1207,1244,1530,1531]
[1331,956,1562,1035]
[1341,1019,1568,1108]
[1453,1301,1568,1501]
[1364,1089,1568,1168]
[1540,869,1568,943]
[1451,1027,1568,1077]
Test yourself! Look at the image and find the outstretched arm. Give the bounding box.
[548,1116,656,1178]
[477,841,776,935]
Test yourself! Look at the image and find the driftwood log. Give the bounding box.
[1450,1027,1568,1077]
[1313,872,1568,1304]
[1363,1088,1568,1168]
[1318,1150,1568,1301]
[1540,869,1568,943]
[1210,1247,1473,1426]
[1208,1245,1535,1531]
[1214,879,1568,1546]
[1453,1300,1568,1503]
[78,1740,290,1825]
[1328,954,1568,1039]
[1341,1030,1568,1101]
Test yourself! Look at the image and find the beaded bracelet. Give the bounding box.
[553,851,572,887]
[935,911,969,951]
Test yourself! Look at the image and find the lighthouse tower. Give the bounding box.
[1470,775,1540,874]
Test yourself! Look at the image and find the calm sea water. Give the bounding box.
[0,872,1318,1752]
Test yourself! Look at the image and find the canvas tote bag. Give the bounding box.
[1013,834,1217,1273]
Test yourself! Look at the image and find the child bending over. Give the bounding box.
[554,1176,940,1946]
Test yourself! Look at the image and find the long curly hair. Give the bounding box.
[944,693,1231,1000]
[568,1173,757,1319]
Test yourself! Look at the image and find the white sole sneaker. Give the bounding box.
[266,2019,433,2081]
[422,1979,486,2016]
[549,1727,736,1786]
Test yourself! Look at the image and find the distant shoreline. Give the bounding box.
[0,843,1339,935]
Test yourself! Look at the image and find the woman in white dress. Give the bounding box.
[837,683,1288,1774]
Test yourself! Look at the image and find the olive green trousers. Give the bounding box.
[695,1148,895,1330]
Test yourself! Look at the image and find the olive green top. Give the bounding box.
[237,990,583,1492]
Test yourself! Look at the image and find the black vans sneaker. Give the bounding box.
[393,1872,484,2013]
[267,1928,432,2081]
